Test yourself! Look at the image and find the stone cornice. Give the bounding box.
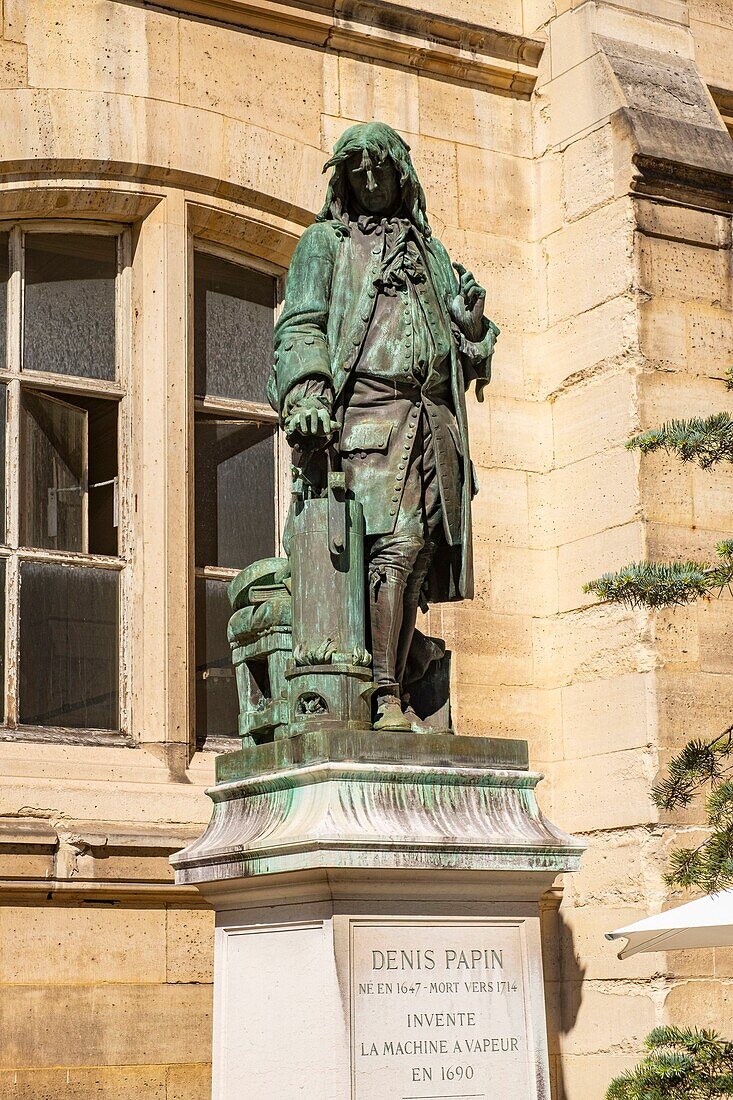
[613,108,733,214]
[142,0,544,94]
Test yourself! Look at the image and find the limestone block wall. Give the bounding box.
[530,2,733,1097]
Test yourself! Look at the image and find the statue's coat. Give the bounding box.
[269,219,495,604]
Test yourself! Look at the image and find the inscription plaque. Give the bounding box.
[350,920,535,1100]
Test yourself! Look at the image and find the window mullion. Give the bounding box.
[8,226,21,378]
[4,228,21,728]
[6,228,21,551]
[5,552,18,727]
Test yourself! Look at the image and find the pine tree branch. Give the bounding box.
[584,560,730,608]
[652,730,733,810]
[585,543,733,610]
[628,412,733,469]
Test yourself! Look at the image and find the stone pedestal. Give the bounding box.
[172,732,583,1100]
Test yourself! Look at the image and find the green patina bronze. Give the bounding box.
[227,121,498,744]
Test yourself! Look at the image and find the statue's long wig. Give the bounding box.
[317,122,431,238]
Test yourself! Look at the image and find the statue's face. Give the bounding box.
[346,152,400,215]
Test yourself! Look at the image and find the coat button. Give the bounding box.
[390,508,397,516]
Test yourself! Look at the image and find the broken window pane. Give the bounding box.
[194,252,274,403]
[195,414,276,569]
[20,390,86,553]
[72,393,118,557]
[0,232,8,370]
[19,562,119,730]
[19,390,118,555]
[195,576,238,743]
[24,233,116,381]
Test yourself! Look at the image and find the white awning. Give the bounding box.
[607,890,733,958]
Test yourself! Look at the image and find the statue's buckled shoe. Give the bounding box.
[374,696,411,732]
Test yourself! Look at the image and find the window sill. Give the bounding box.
[0,725,134,748]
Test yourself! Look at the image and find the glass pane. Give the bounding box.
[0,232,8,370]
[77,394,118,556]
[195,415,276,569]
[195,576,238,742]
[24,233,116,381]
[20,390,86,552]
[19,562,119,730]
[0,384,6,545]
[194,251,274,402]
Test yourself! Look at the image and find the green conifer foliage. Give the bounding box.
[607,1027,733,1100]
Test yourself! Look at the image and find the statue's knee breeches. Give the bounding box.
[367,533,425,588]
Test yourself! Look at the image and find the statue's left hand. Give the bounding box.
[284,403,338,445]
[450,263,486,342]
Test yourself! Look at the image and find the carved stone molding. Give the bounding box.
[171,730,584,899]
[141,0,544,95]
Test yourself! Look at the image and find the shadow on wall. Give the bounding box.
[541,899,586,1100]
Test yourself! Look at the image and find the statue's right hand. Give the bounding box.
[284,404,338,444]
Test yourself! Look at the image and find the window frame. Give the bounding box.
[0,219,132,746]
[190,237,286,751]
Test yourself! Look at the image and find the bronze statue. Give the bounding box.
[267,122,498,733]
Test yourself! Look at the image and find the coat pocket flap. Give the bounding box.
[340,420,393,453]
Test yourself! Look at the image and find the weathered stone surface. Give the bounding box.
[545,201,635,325]
[560,982,657,1056]
[0,906,167,984]
[552,749,658,832]
[529,446,638,549]
[180,21,323,145]
[174,731,582,886]
[639,234,732,306]
[559,1053,646,1100]
[561,125,615,221]
[557,522,644,613]
[0,1066,169,1100]
[166,908,216,984]
[0,984,213,1069]
[552,370,637,468]
[560,673,656,759]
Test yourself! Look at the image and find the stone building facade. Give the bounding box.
[0,0,731,1097]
